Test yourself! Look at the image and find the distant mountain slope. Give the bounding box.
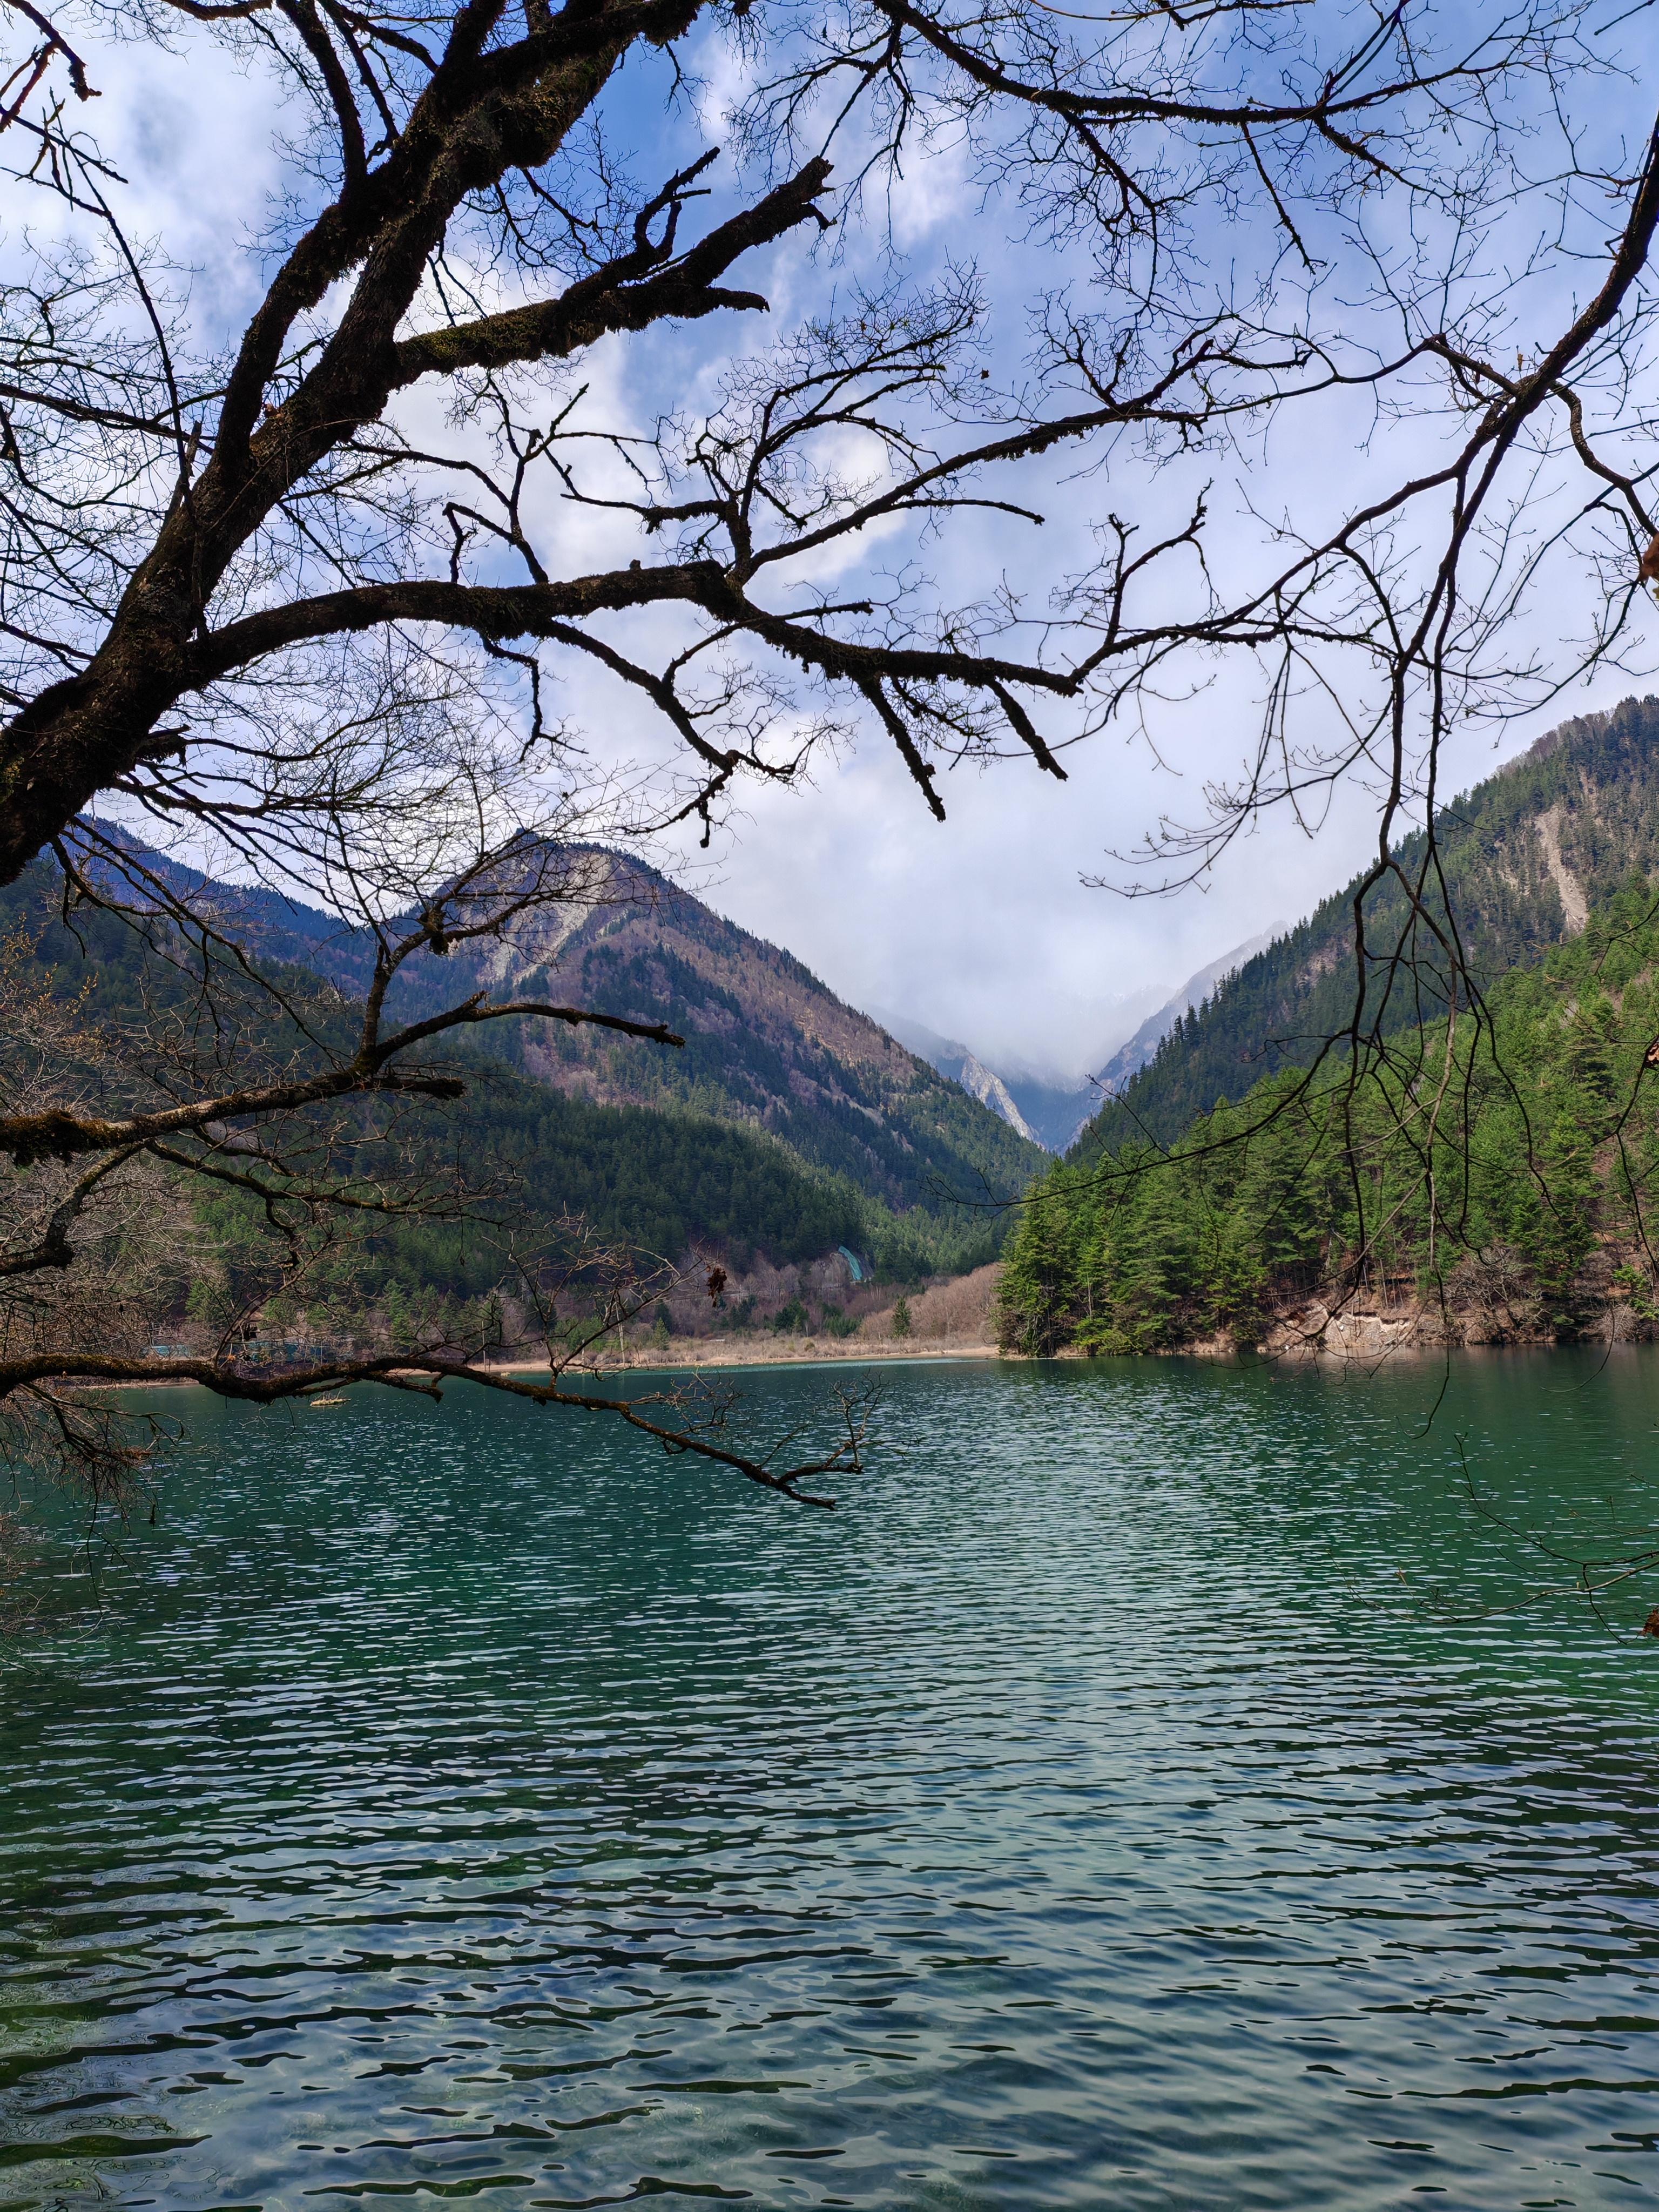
[881,939,1281,1154]
[948,1052,1041,1142]
[1,854,994,1317]
[1091,930,1282,1101]
[873,1010,1045,1144]
[69,833,1044,1235]
[1075,694,1659,1156]
[994,1073,1097,1155]
[438,855,1047,1214]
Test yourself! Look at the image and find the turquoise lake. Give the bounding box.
[6,1350,1659,2208]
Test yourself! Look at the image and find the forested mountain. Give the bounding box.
[1075,695,1659,1157]
[95,831,1044,1217]
[1000,869,1659,1357]
[437,853,1046,1215]
[21,841,1041,1295]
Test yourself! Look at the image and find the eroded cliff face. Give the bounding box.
[952,1053,1042,1144]
[1178,1246,1640,1363]
[1534,804,1590,934]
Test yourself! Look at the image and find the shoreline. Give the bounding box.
[64,1334,1659,1397]
[78,1339,1007,1394]
[482,1339,1004,1378]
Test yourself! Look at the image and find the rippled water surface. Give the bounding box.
[9,1352,1659,2209]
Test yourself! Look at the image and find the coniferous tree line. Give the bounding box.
[1001,876,1659,1357]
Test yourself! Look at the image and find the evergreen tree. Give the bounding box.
[999,873,1659,1355]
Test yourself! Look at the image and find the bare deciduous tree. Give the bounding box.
[0,0,1648,1500]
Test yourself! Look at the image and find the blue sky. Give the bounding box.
[18,0,1659,1078]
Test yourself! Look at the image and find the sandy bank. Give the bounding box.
[484,1338,1004,1378]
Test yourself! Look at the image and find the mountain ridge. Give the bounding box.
[1072,695,1659,1159]
[1090,929,1283,1103]
[880,936,1284,1153]
[67,830,1046,1242]
[872,1009,1048,1144]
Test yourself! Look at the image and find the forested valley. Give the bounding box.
[3,849,1035,1364]
[1001,700,1659,1358]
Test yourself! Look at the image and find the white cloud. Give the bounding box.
[15,7,1650,1080]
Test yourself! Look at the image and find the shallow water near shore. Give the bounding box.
[7,1349,1659,2209]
